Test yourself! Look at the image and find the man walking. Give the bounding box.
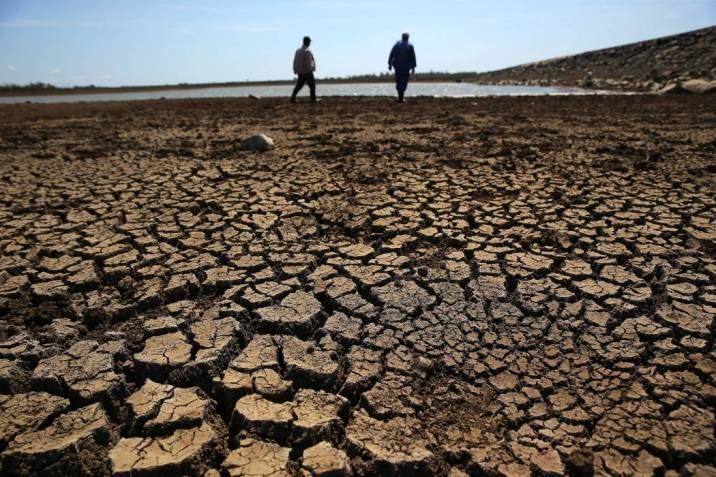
[388,32,417,103]
[292,36,317,103]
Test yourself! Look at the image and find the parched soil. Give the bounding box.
[0,95,715,477]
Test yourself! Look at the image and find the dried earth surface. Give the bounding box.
[0,95,715,476]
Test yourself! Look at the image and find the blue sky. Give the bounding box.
[1,0,715,86]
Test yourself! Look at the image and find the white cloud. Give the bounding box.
[51,68,62,75]
[7,65,16,71]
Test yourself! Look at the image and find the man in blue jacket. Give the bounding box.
[388,32,417,103]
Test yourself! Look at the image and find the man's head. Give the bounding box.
[402,32,409,41]
[303,36,311,47]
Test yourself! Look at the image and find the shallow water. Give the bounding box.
[0,82,612,105]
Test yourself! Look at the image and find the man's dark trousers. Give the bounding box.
[292,73,316,101]
[395,71,410,100]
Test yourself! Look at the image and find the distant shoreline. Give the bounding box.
[0,77,474,98]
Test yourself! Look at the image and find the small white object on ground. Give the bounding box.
[241,134,274,152]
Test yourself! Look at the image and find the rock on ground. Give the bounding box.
[241,134,275,152]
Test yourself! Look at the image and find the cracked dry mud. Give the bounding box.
[0,95,714,476]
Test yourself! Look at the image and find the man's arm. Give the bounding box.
[293,51,299,74]
[388,44,397,70]
[409,45,417,70]
[309,51,316,72]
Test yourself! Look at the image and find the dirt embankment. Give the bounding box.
[472,26,716,92]
[0,96,715,476]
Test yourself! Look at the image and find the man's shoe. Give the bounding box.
[290,97,297,103]
[311,98,321,103]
